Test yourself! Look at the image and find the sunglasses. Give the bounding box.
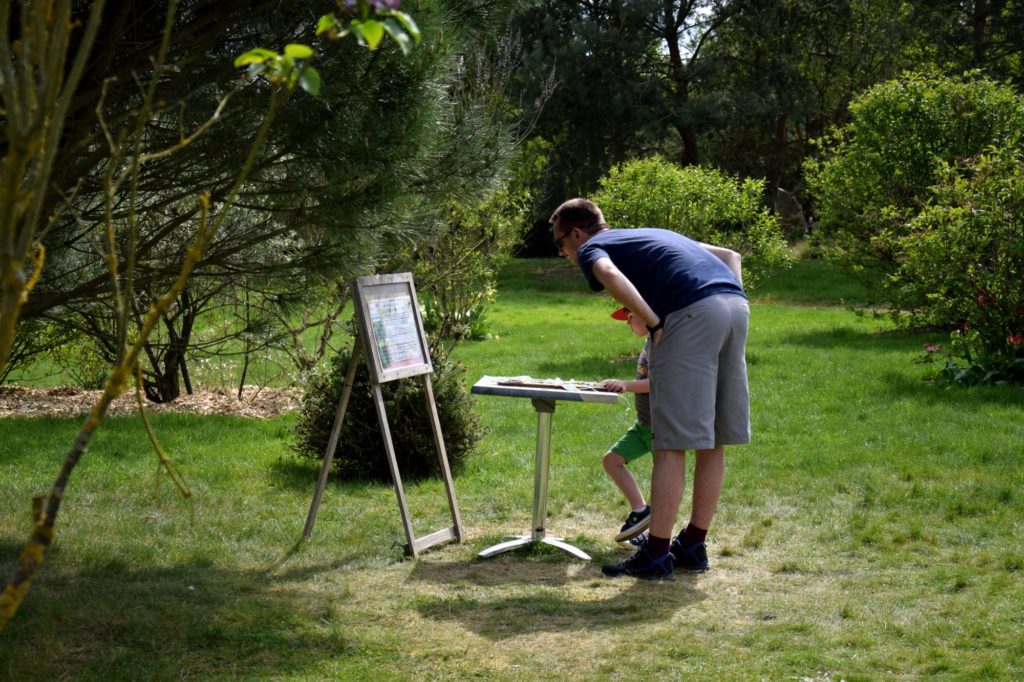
[553,227,575,251]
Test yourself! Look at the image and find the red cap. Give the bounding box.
[611,306,629,321]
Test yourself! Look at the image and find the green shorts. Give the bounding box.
[609,422,653,464]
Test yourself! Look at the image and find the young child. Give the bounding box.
[599,306,653,546]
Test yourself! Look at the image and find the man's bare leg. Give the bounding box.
[600,449,682,579]
[690,445,725,530]
[649,448,686,540]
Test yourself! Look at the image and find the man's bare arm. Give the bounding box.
[700,242,743,284]
[591,257,660,328]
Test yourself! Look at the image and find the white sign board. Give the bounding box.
[354,273,433,383]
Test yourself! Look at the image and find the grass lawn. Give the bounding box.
[2,258,1023,680]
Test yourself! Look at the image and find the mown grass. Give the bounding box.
[2,258,1022,680]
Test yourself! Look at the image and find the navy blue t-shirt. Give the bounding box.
[577,228,745,320]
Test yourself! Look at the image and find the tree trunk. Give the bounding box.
[676,123,700,167]
[144,348,182,403]
[142,289,196,403]
[769,115,788,194]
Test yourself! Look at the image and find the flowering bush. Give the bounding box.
[903,144,1024,385]
[592,156,791,290]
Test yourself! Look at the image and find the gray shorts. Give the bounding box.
[649,294,751,451]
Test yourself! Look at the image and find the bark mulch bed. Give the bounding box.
[0,385,302,420]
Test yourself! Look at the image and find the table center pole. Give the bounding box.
[530,398,555,541]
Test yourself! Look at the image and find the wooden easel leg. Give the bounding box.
[421,374,464,542]
[303,337,362,540]
[371,383,418,557]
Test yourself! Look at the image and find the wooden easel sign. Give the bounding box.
[302,273,464,557]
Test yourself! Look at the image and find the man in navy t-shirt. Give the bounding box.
[550,197,751,580]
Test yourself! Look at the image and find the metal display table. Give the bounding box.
[470,376,620,560]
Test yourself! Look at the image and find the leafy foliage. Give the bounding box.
[511,0,1024,247]
[2,321,73,385]
[805,71,1024,317]
[292,340,483,482]
[394,31,532,341]
[317,0,421,54]
[907,1,1024,87]
[410,124,540,340]
[507,0,664,240]
[234,44,323,95]
[413,188,528,341]
[12,0,519,399]
[699,0,917,197]
[903,145,1024,385]
[592,156,791,289]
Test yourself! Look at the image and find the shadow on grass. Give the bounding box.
[407,556,706,640]
[268,454,404,492]
[781,326,929,353]
[267,453,323,489]
[0,416,82,465]
[0,547,365,679]
[0,538,59,569]
[880,371,1024,408]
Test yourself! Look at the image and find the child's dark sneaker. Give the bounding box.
[613,505,651,542]
[617,530,649,550]
[669,538,709,572]
[601,546,674,581]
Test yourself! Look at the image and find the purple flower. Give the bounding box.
[343,0,401,10]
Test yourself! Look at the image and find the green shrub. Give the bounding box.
[805,71,1024,318]
[48,331,110,389]
[292,342,484,481]
[2,319,73,384]
[592,156,791,289]
[411,145,535,341]
[412,189,525,341]
[903,144,1024,385]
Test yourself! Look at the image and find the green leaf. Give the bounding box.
[246,63,266,80]
[284,43,314,60]
[381,19,413,55]
[386,10,421,42]
[298,67,321,96]
[234,48,277,68]
[316,14,338,36]
[353,19,385,50]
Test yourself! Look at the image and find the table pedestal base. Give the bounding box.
[477,398,591,561]
[477,535,591,560]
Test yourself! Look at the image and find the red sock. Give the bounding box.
[679,524,707,547]
[646,535,670,557]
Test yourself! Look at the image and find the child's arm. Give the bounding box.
[600,378,650,394]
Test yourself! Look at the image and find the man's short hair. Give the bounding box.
[550,198,607,235]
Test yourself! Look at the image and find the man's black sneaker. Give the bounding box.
[669,538,709,572]
[613,505,651,542]
[601,546,674,581]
